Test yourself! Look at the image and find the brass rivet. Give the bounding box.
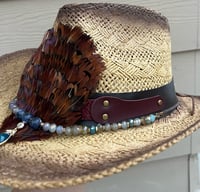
[158,99,163,106]
[102,113,109,120]
[103,100,109,107]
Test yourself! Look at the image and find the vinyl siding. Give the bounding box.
[0,0,199,191]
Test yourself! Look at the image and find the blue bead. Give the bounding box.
[43,123,50,132]
[12,107,20,114]
[9,102,17,110]
[22,113,33,123]
[90,126,96,135]
[16,109,25,120]
[0,133,10,143]
[129,119,134,127]
[29,117,41,130]
[56,125,63,135]
[121,121,128,129]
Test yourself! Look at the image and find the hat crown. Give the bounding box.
[55,3,172,93]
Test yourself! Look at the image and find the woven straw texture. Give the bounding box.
[54,3,172,93]
[0,50,200,189]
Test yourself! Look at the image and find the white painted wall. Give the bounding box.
[0,0,200,191]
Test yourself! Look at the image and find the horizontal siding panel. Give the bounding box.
[192,129,200,154]
[0,0,199,190]
[196,50,200,94]
[172,51,196,95]
[0,0,199,55]
[172,50,200,95]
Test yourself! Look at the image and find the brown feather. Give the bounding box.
[1,23,105,142]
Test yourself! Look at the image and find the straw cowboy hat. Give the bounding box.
[0,3,200,190]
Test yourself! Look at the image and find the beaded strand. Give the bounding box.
[9,99,158,136]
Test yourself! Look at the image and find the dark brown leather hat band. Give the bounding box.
[81,80,178,124]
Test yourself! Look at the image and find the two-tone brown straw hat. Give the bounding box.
[0,3,200,190]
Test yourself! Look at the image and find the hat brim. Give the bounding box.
[0,49,200,190]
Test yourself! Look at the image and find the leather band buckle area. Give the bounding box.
[82,95,164,124]
[81,80,178,124]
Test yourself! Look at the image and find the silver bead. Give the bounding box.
[56,125,64,135]
[105,123,111,131]
[118,122,122,129]
[49,123,56,133]
[111,123,118,131]
[121,121,128,129]
[82,126,88,135]
[145,116,151,124]
[65,127,72,136]
[97,124,103,132]
[133,118,141,126]
[72,126,82,135]
[17,122,25,129]
[43,122,50,132]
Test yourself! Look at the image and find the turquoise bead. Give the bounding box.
[90,126,96,135]
[145,114,156,124]
[0,133,10,143]
[150,114,156,123]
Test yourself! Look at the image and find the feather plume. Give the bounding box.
[1,23,105,142]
